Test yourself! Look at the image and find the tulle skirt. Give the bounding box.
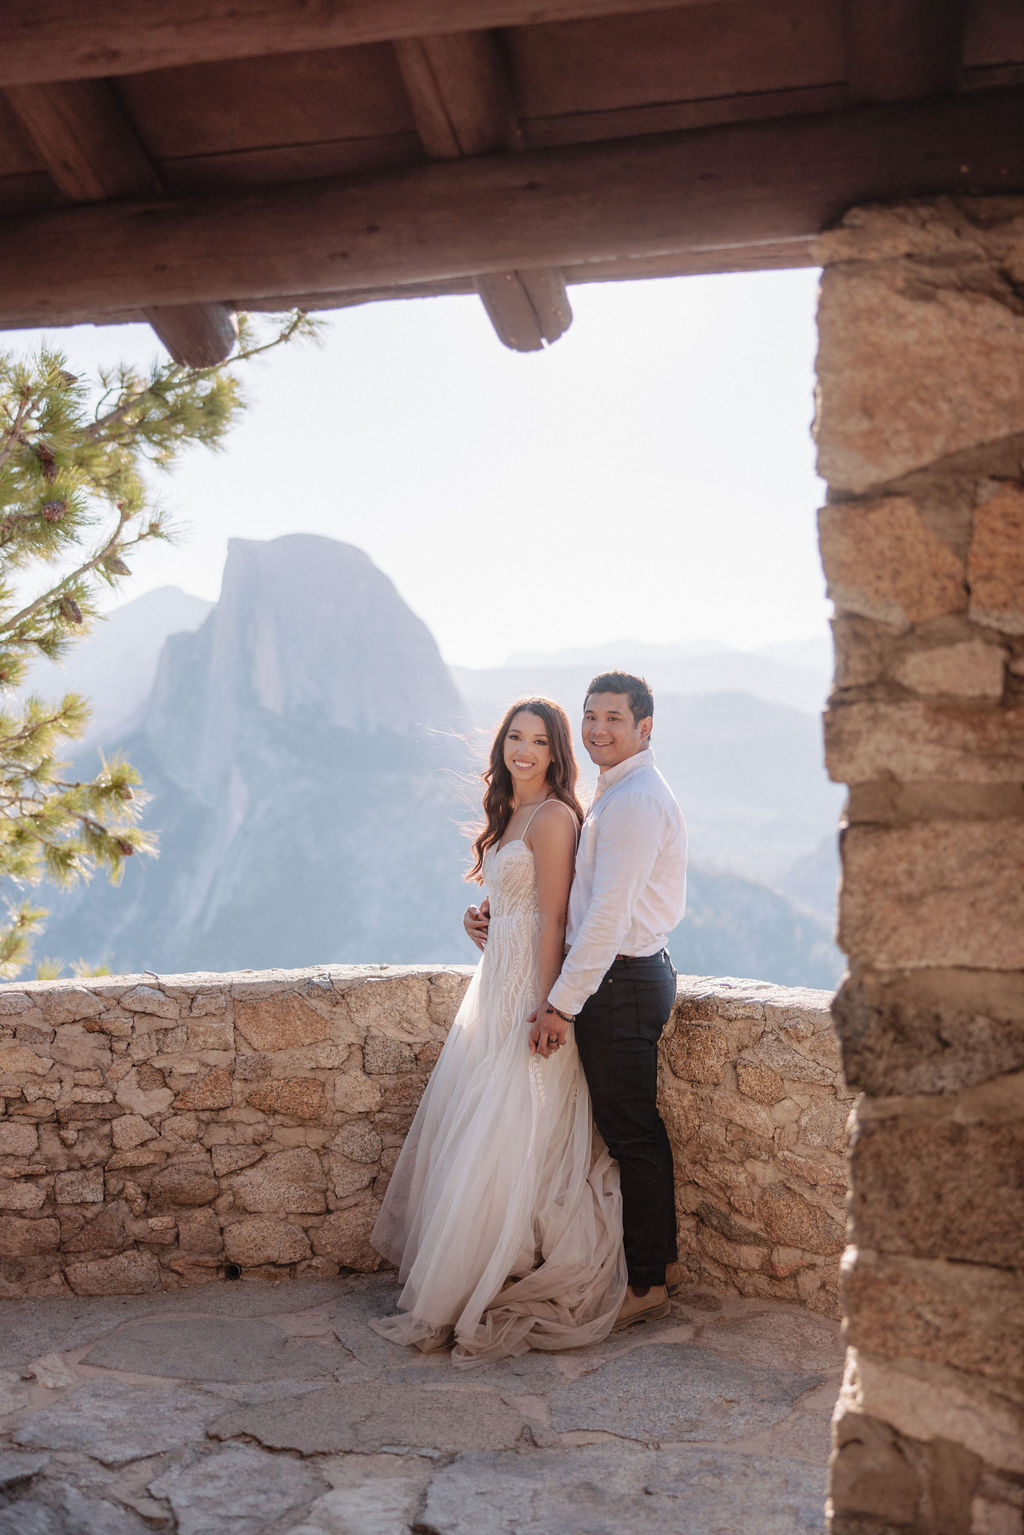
[370,953,627,1367]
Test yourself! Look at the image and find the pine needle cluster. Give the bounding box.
[0,310,320,975]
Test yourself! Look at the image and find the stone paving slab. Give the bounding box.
[0,1274,841,1534]
[149,1444,327,1535]
[0,1450,49,1491]
[0,1480,153,1535]
[210,1381,529,1455]
[421,1444,828,1535]
[12,1378,218,1466]
[547,1341,821,1445]
[82,1318,344,1382]
[695,1306,846,1374]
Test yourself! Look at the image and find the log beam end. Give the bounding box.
[476,269,572,351]
[144,302,239,367]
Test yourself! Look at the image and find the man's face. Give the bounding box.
[581,692,651,770]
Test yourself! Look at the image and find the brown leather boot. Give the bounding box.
[612,1284,669,1331]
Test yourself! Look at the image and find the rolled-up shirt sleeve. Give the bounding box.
[548,793,668,1018]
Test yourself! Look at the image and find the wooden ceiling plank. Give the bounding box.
[0,1,716,88]
[397,27,569,349]
[843,0,969,101]
[0,86,1022,325]
[4,78,237,365]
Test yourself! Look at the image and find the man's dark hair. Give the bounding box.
[584,672,654,724]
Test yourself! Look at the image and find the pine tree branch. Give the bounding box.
[82,314,309,444]
[0,392,39,474]
[84,381,161,443]
[1,504,137,636]
[0,705,69,747]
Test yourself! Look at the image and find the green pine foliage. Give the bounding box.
[0,311,319,976]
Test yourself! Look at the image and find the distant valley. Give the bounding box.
[29,537,843,988]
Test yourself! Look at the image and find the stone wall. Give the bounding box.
[0,966,846,1313]
[664,975,849,1319]
[815,197,1024,1534]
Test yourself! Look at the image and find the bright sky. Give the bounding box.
[5,266,828,669]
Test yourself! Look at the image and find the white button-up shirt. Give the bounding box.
[548,747,687,1018]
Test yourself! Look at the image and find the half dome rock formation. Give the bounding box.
[43,536,474,974]
[144,535,465,801]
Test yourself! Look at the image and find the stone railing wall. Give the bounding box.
[664,975,849,1319]
[0,966,847,1314]
[815,196,1024,1532]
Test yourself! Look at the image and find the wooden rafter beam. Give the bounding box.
[475,269,573,349]
[0,87,1022,329]
[0,0,715,88]
[395,30,571,352]
[4,80,237,365]
[843,0,968,102]
[4,80,161,201]
[394,33,516,158]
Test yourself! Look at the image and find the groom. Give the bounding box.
[530,671,687,1329]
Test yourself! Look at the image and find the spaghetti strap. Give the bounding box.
[523,797,580,845]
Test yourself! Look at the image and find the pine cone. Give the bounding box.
[59,596,83,624]
[107,557,131,576]
[116,839,135,857]
[35,443,58,483]
[41,500,67,522]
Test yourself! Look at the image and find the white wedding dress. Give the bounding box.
[370,828,627,1367]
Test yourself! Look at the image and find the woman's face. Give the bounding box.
[502,710,553,798]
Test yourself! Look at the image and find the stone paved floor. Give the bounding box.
[0,1274,842,1534]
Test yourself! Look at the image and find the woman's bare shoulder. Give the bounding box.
[526,799,580,850]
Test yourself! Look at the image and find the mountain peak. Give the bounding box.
[145,535,464,795]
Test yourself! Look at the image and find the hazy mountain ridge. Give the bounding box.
[20,586,213,750]
[36,538,842,988]
[456,634,832,719]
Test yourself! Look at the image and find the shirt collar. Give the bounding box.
[594,745,655,800]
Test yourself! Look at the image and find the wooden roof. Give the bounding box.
[0,1,1022,361]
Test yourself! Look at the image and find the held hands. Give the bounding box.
[463,897,490,951]
[527,1005,572,1059]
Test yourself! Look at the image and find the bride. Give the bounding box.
[370,697,627,1365]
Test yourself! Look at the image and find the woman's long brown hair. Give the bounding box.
[468,697,584,883]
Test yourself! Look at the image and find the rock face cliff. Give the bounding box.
[43,536,474,972]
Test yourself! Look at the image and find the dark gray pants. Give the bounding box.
[574,950,678,1288]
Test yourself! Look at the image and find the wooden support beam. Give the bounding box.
[393,33,516,158]
[4,80,161,200]
[843,0,967,102]
[0,87,1021,328]
[142,303,241,368]
[476,270,573,348]
[4,80,237,365]
[0,0,709,87]
[395,30,571,351]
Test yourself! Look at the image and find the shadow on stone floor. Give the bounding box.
[0,1273,842,1534]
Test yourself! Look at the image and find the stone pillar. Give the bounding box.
[814,199,1024,1534]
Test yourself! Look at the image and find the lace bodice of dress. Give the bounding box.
[484,840,540,920]
[478,841,541,1031]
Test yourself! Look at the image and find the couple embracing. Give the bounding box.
[370,672,687,1366]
